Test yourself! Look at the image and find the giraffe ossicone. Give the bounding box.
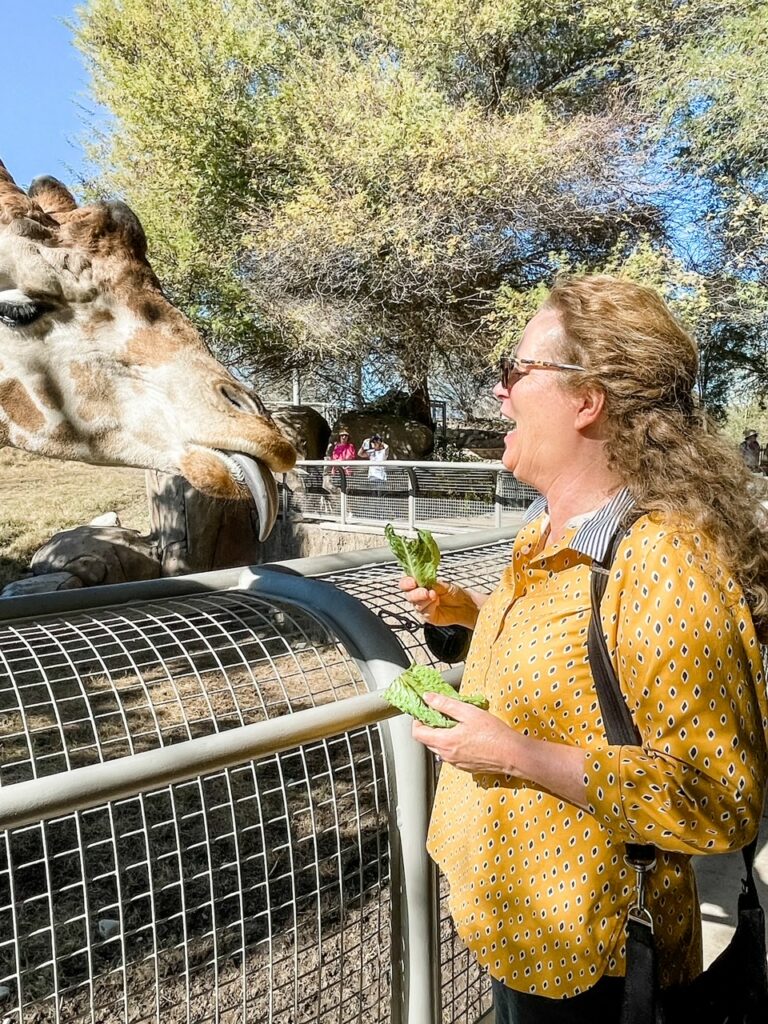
[0,160,296,539]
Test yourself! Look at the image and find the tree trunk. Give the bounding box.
[146,471,263,576]
[407,376,434,428]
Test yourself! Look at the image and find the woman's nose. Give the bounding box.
[492,380,508,401]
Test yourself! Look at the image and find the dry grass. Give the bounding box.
[0,449,149,587]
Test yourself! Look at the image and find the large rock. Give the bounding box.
[447,426,507,449]
[1,572,83,599]
[31,525,161,586]
[333,413,433,459]
[272,405,331,459]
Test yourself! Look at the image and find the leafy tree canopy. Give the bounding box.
[75,0,768,418]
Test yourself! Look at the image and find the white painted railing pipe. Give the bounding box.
[0,689,400,832]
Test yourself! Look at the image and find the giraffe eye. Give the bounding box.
[0,300,50,327]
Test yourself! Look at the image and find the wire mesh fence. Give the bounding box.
[0,593,393,1024]
[316,539,513,669]
[312,539,514,1023]
[0,533,516,1024]
[281,461,537,533]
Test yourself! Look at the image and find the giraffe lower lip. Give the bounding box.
[219,451,278,541]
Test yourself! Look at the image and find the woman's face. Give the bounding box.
[494,308,587,490]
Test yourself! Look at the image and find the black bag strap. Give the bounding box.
[588,520,759,883]
[589,524,641,747]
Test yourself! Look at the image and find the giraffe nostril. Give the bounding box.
[218,382,268,418]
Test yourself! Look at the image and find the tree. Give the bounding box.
[74,0,663,409]
[74,0,768,417]
[636,2,768,281]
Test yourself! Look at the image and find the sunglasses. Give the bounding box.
[498,355,586,390]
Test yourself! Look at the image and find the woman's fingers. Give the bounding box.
[398,578,438,612]
[397,576,418,592]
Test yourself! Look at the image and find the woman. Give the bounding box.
[326,427,356,463]
[400,275,768,1021]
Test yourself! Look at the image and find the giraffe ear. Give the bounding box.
[0,160,54,228]
[28,175,79,217]
[63,200,149,262]
[104,200,148,260]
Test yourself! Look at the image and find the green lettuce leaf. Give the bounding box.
[385,524,441,588]
[382,664,489,728]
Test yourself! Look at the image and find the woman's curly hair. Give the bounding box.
[544,274,768,640]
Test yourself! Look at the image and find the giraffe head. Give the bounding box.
[0,160,296,539]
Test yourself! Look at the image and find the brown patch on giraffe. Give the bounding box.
[77,307,116,343]
[68,362,116,423]
[123,326,186,366]
[49,419,81,445]
[0,378,45,432]
[89,308,115,326]
[34,375,65,410]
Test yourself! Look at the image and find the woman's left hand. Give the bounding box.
[412,691,526,775]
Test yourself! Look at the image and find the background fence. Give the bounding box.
[280,461,538,534]
[0,530,517,1024]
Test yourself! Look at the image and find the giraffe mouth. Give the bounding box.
[214,450,278,541]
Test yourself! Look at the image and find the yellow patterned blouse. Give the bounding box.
[427,509,768,998]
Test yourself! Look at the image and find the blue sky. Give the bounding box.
[1,2,94,190]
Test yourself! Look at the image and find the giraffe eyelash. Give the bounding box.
[0,301,49,327]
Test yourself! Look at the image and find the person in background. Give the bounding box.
[326,427,357,462]
[398,274,768,1023]
[357,434,374,460]
[323,426,357,490]
[366,434,389,497]
[740,428,761,472]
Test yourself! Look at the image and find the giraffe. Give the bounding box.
[0,159,296,542]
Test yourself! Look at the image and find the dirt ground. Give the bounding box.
[0,449,149,587]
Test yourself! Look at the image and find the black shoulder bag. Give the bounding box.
[589,523,768,1024]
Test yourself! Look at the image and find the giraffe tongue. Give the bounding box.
[227,453,278,541]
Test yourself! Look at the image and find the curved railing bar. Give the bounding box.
[0,568,467,1024]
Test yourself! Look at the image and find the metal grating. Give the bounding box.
[0,593,391,1024]
[313,540,513,1024]
[316,540,513,670]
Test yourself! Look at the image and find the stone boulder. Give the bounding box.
[444,425,506,460]
[1,572,83,599]
[31,525,161,586]
[333,413,434,459]
[272,405,331,459]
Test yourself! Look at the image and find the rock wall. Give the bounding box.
[260,522,390,561]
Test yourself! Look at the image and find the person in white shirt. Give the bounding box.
[366,434,389,493]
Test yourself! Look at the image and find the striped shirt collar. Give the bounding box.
[523,486,636,560]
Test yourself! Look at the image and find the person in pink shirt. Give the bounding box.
[323,427,357,492]
[327,427,356,462]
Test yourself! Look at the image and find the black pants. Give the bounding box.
[492,975,625,1024]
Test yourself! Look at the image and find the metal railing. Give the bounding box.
[280,461,538,533]
[0,530,517,1024]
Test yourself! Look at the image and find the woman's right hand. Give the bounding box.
[398,577,481,629]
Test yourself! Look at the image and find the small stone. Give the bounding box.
[89,512,121,527]
[98,919,120,939]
